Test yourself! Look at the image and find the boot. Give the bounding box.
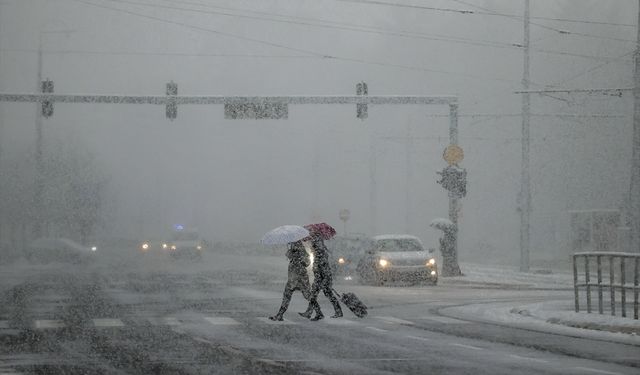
[298,312,312,319]
[310,313,324,321]
[269,315,283,321]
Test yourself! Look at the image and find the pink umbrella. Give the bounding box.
[304,222,337,240]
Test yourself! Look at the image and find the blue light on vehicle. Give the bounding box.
[175,224,184,230]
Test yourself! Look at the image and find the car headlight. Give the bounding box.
[170,245,177,250]
[162,243,168,249]
[91,246,97,252]
[196,245,202,250]
[379,259,389,267]
[430,270,437,276]
[141,243,149,251]
[338,257,345,264]
[427,258,436,266]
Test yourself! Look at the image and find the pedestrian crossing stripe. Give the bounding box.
[420,316,469,324]
[0,321,8,329]
[204,317,241,325]
[375,316,415,325]
[322,318,359,326]
[93,318,125,327]
[34,320,65,329]
[256,317,297,325]
[147,317,180,326]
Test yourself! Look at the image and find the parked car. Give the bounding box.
[325,234,372,281]
[25,238,98,264]
[356,234,437,286]
[166,228,205,260]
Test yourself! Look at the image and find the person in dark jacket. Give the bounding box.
[269,240,311,321]
[300,236,343,321]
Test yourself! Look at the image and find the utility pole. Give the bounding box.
[33,33,44,238]
[405,122,412,233]
[631,0,640,252]
[520,0,531,272]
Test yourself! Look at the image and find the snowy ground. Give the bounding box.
[440,262,640,342]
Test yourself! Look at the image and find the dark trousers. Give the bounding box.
[276,273,310,317]
[306,272,342,316]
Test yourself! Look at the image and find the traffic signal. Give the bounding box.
[41,79,54,118]
[166,81,177,120]
[437,165,467,198]
[356,81,368,119]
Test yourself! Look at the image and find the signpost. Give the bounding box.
[339,209,350,235]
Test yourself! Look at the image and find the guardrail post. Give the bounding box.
[610,256,616,316]
[621,257,627,318]
[585,256,592,313]
[573,254,579,312]
[634,257,639,320]
[597,255,603,314]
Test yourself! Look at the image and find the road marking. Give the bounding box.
[420,316,469,324]
[375,316,414,325]
[34,320,65,329]
[449,343,483,351]
[406,335,431,342]
[256,317,296,325]
[204,317,241,325]
[322,318,358,326]
[509,354,548,363]
[0,321,8,329]
[572,368,622,375]
[366,326,388,333]
[147,317,180,326]
[93,318,125,328]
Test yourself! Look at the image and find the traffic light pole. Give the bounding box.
[449,103,459,256]
[0,91,459,245]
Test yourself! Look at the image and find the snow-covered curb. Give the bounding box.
[440,301,640,346]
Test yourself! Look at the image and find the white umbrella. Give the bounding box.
[261,225,310,245]
[429,218,455,231]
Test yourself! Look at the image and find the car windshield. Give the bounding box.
[375,239,423,252]
[171,231,199,241]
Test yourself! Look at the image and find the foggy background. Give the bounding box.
[0,0,634,266]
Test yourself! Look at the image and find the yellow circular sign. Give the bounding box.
[443,145,464,165]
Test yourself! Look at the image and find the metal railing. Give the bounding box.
[573,252,640,319]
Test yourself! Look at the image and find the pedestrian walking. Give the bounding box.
[269,240,311,321]
[300,236,343,321]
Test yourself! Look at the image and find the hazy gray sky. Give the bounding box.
[0,0,635,264]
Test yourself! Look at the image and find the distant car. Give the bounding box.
[356,234,438,286]
[326,234,372,281]
[137,239,169,254]
[25,238,98,264]
[166,228,205,260]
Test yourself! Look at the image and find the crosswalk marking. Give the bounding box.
[322,318,359,326]
[406,335,431,342]
[34,320,65,329]
[366,326,388,333]
[147,317,180,326]
[0,321,8,329]
[204,317,241,325]
[93,318,125,328]
[509,354,548,363]
[572,367,622,375]
[375,316,414,325]
[449,343,483,351]
[256,317,297,325]
[420,316,469,324]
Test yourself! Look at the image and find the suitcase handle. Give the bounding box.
[331,288,342,299]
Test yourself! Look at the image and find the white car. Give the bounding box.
[166,229,205,260]
[356,234,438,286]
[25,238,97,264]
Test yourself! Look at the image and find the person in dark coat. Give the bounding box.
[300,236,343,321]
[269,240,311,321]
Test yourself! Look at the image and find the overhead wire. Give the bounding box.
[339,0,635,43]
[70,0,522,84]
[99,0,630,61]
